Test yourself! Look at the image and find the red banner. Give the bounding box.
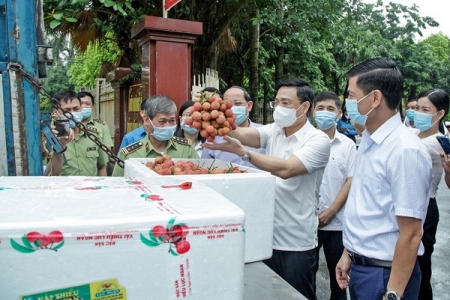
[164,0,181,11]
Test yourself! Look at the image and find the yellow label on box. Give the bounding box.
[20,278,126,300]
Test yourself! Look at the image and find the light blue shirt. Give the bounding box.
[343,113,432,260]
[201,120,265,168]
[118,126,147,153]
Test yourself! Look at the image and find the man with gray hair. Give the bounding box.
[112,95,198,176]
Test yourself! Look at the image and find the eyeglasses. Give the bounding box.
[269,100,294,109]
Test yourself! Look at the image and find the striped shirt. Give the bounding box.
[343,113,432,260]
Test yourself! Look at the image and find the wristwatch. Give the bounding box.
[241,149,252,162]
[384,291,401,300]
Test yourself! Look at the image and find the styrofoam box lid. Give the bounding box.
[0,177,246,299]
[0,176,245,236]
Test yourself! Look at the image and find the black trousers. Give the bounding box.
[316,230,347,300]
[264,248,318,300]
[418,197,439,300]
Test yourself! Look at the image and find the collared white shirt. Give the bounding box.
[418,132,444,198]
[257,121,330,251]
[319,130,356,231]
[194,141,203,158]
[343,113,432,260]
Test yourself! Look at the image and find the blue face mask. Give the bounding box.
[150,119,177,141]
[61,112,83,128]
[231,105,248,126]
[181,117,198,135]
[82,107,93,120]
[314,111,337,130]
[405,109,415,121]
[414,111,439,132]
[345,91,374,125]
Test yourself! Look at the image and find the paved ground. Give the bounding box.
[316,177,450,300]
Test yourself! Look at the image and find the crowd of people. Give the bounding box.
[44,57,450,300]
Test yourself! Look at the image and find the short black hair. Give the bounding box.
[202,87,223,98]
[225,86,251,102]
[275,78,314,112]
[77,91,95,105]
[53,90,80,104]
[346,58,403,110]
[313,91,341,110]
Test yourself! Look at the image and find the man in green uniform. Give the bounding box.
[77,91,115,175]
[77,91,114,150]
[44,90,109,176]
[112,95,198,176]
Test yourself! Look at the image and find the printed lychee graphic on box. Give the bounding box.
[0,176,245,300]
[124,157,276,263]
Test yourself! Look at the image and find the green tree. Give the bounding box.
[419,33,450,94]
[40,62,75,110]
[68,36,121,87]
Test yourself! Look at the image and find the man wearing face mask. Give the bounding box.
[202,78,330,300]
[201,86,265,168]
[335,58,432,300]
[313,91,356,300]
[112,95,198,177]
[77,91,114,152]
[44,90,109,176]
[404,98,417,128]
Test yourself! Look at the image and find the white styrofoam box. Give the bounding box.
[0,176,245,300]
[124,158,276,263]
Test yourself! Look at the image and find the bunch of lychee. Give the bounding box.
[184,95,237,142]
[145,155,248,175]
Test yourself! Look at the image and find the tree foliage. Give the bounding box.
[40,62,74,110]
[68,36,121,87]
[42,0,449,122]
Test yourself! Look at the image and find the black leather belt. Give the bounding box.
[348,251,392,268]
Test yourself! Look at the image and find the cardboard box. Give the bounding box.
[0,176,245,299]
[124,158,276,263]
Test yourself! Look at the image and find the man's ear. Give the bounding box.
[372,90,382,108]
[336,109,343,121]
[303,101,311,113]
[247,101,253,112]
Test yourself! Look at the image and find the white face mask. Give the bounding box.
[273,103,304,128]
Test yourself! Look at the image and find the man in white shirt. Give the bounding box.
[335,58,432,300]
[313,91,356,300]
[203,78,330,300]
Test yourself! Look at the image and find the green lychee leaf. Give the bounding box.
[170,248,179,256]
[166,216,177,230]
[53,240,65,251]
[21,235,33,249]
[10,239,35,253]
[148,230,160,243]
[140,233,160,247]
